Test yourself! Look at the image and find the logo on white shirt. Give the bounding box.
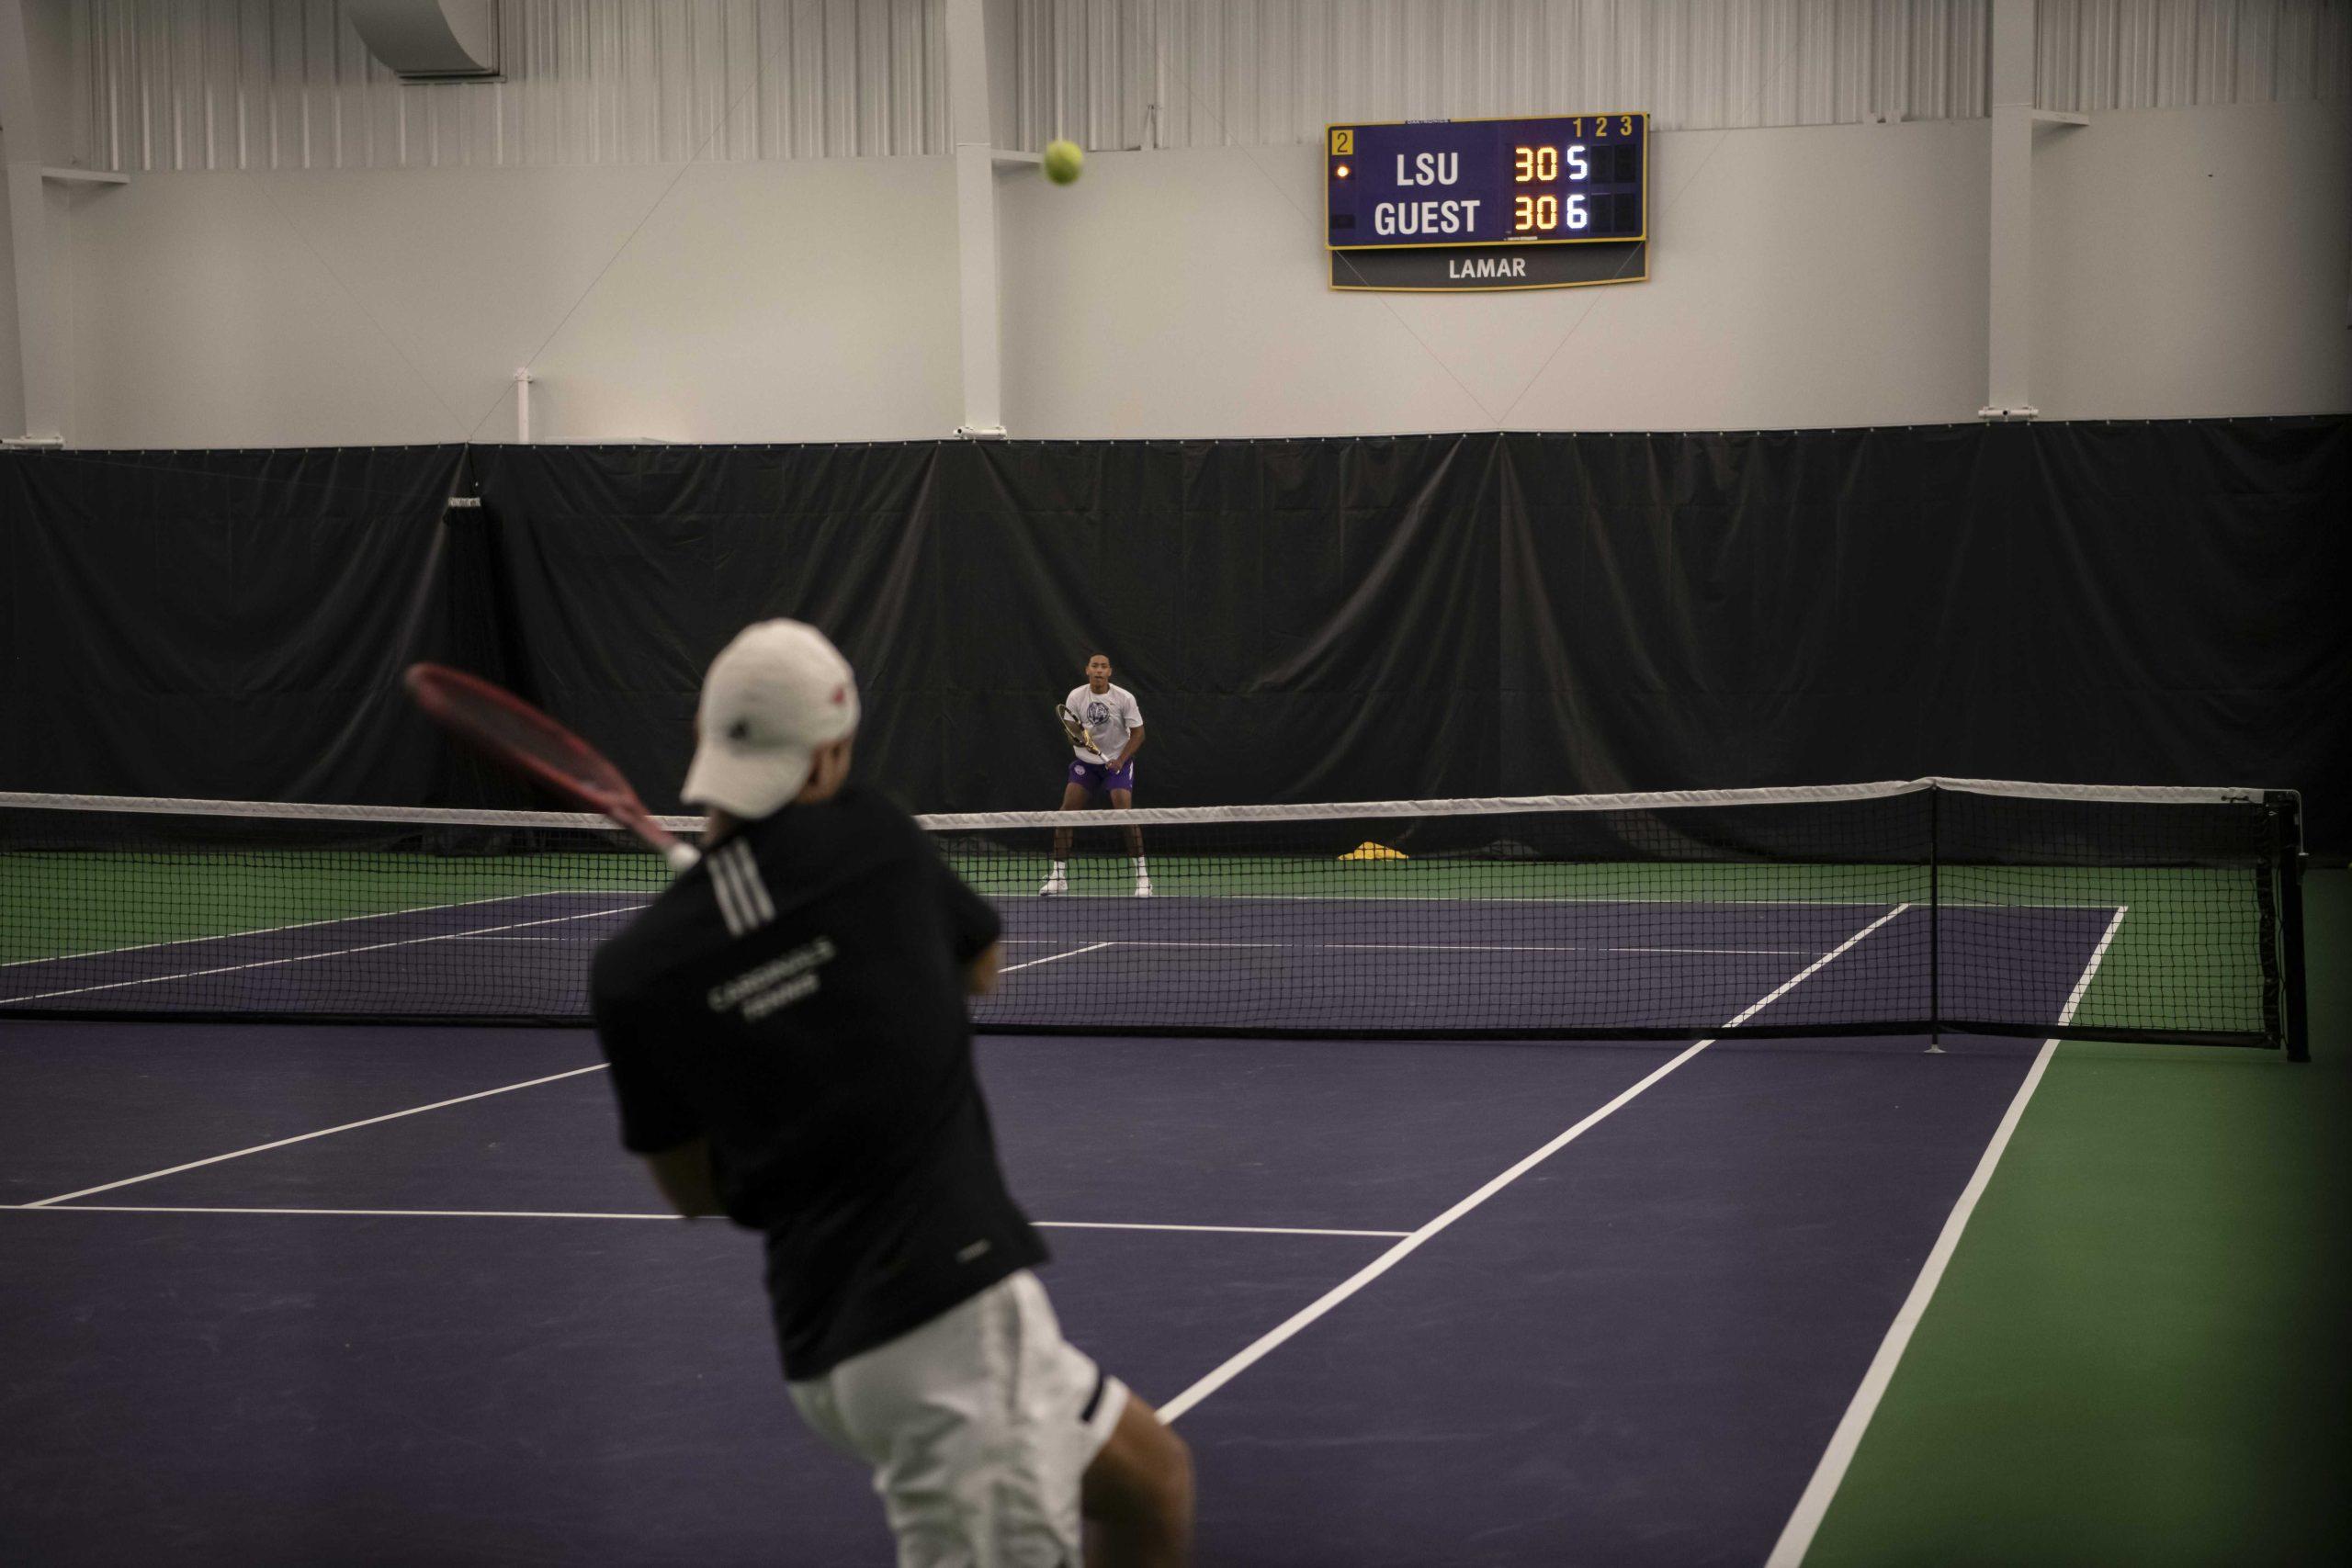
[1068,683,1142,760]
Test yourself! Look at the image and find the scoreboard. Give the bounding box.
[1326,113,1649,293]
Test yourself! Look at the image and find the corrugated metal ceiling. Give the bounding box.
[75,0,945,169]
[71,1,2349,171]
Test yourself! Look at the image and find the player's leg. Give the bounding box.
[1051,778,1091,857]
[1081,1392,1194,1567]
[1108,781,1149,897]
[786,1330,984,1565]
[1043,770,1094,895]
[790,1270,1169,1566]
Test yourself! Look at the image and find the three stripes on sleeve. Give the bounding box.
[707,838,776,936]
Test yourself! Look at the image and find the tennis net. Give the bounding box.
[0,781,2306,1055]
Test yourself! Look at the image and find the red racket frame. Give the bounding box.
[403,663,699,871]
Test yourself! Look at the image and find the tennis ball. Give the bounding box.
[1043,139,1083,186]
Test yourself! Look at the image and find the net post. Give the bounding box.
[1926,783,1942,1052]
[2274,793,2310,1064]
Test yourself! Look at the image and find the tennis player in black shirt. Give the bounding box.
[591,620,1193,1566]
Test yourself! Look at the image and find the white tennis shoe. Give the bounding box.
[1133,874,1153,898]
[1039,869,1069,896]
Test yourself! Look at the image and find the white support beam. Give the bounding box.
[2,165,59,436]
[1,0,99,445]
[1983,0,2036,420]
[953,142,1006,438]
[1983,0,2085,422]
[947,0,1009,438]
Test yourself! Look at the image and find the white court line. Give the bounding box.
[1001,941,1808,957]
[2056,905,2129,1022]
[0,905,641,1008]
[1033,1221,1409,1238]
[1330,942,1589,953]
[1155,902,1915,1424]
[1014,892,1910,908]
[1001,893,2123,909]
[0,886,632,971]
[1762,904,2128,1568]
[1329,943,1808,956]
[1612,945,1812,956]
[445,935,601,942]
[6,1204,678,1221]
[0,1205,1408,1239]
[999,942,1114,975]
[17,1064,612,1207]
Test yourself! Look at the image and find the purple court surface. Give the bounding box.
[0,914,2106,1564]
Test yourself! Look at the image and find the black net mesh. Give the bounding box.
[0,783,2298,1047]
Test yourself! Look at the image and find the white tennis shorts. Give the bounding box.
[787,1270,1130,1568]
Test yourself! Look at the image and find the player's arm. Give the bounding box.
[640,1137,724,1219]
[920,810,1005,995]
[592,957,718,1220]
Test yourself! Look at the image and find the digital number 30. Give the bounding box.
[1511,192,1590,232]
[1512,144,1591,183]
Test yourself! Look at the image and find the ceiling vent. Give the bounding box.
[346,2,501,82]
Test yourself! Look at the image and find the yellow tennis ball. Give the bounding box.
[1043,139,1083,186]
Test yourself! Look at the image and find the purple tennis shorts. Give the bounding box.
[1069,758,1136,794]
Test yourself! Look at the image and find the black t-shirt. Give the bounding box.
[588,785,1045,1379]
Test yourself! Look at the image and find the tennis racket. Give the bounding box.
[405,663,701,872]
[1055,702,1110,761]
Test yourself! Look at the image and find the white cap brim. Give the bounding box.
[681,738,815,819]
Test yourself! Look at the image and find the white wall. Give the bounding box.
[50,99,2352,446]
[63,155,961,446]
[999,99,2349,434]
[2032,100,2352,419]
[1000,120,1995,435]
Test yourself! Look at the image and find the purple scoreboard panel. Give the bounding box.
[1326,113,1650,293]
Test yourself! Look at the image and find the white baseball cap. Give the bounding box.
[681,619,860,818]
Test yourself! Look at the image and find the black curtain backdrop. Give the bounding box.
[6,421,2346,848]
[2,446,469,804]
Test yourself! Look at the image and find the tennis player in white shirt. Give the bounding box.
[1042,654,1150,897]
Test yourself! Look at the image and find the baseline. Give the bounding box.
[1,1203,1408,1238]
